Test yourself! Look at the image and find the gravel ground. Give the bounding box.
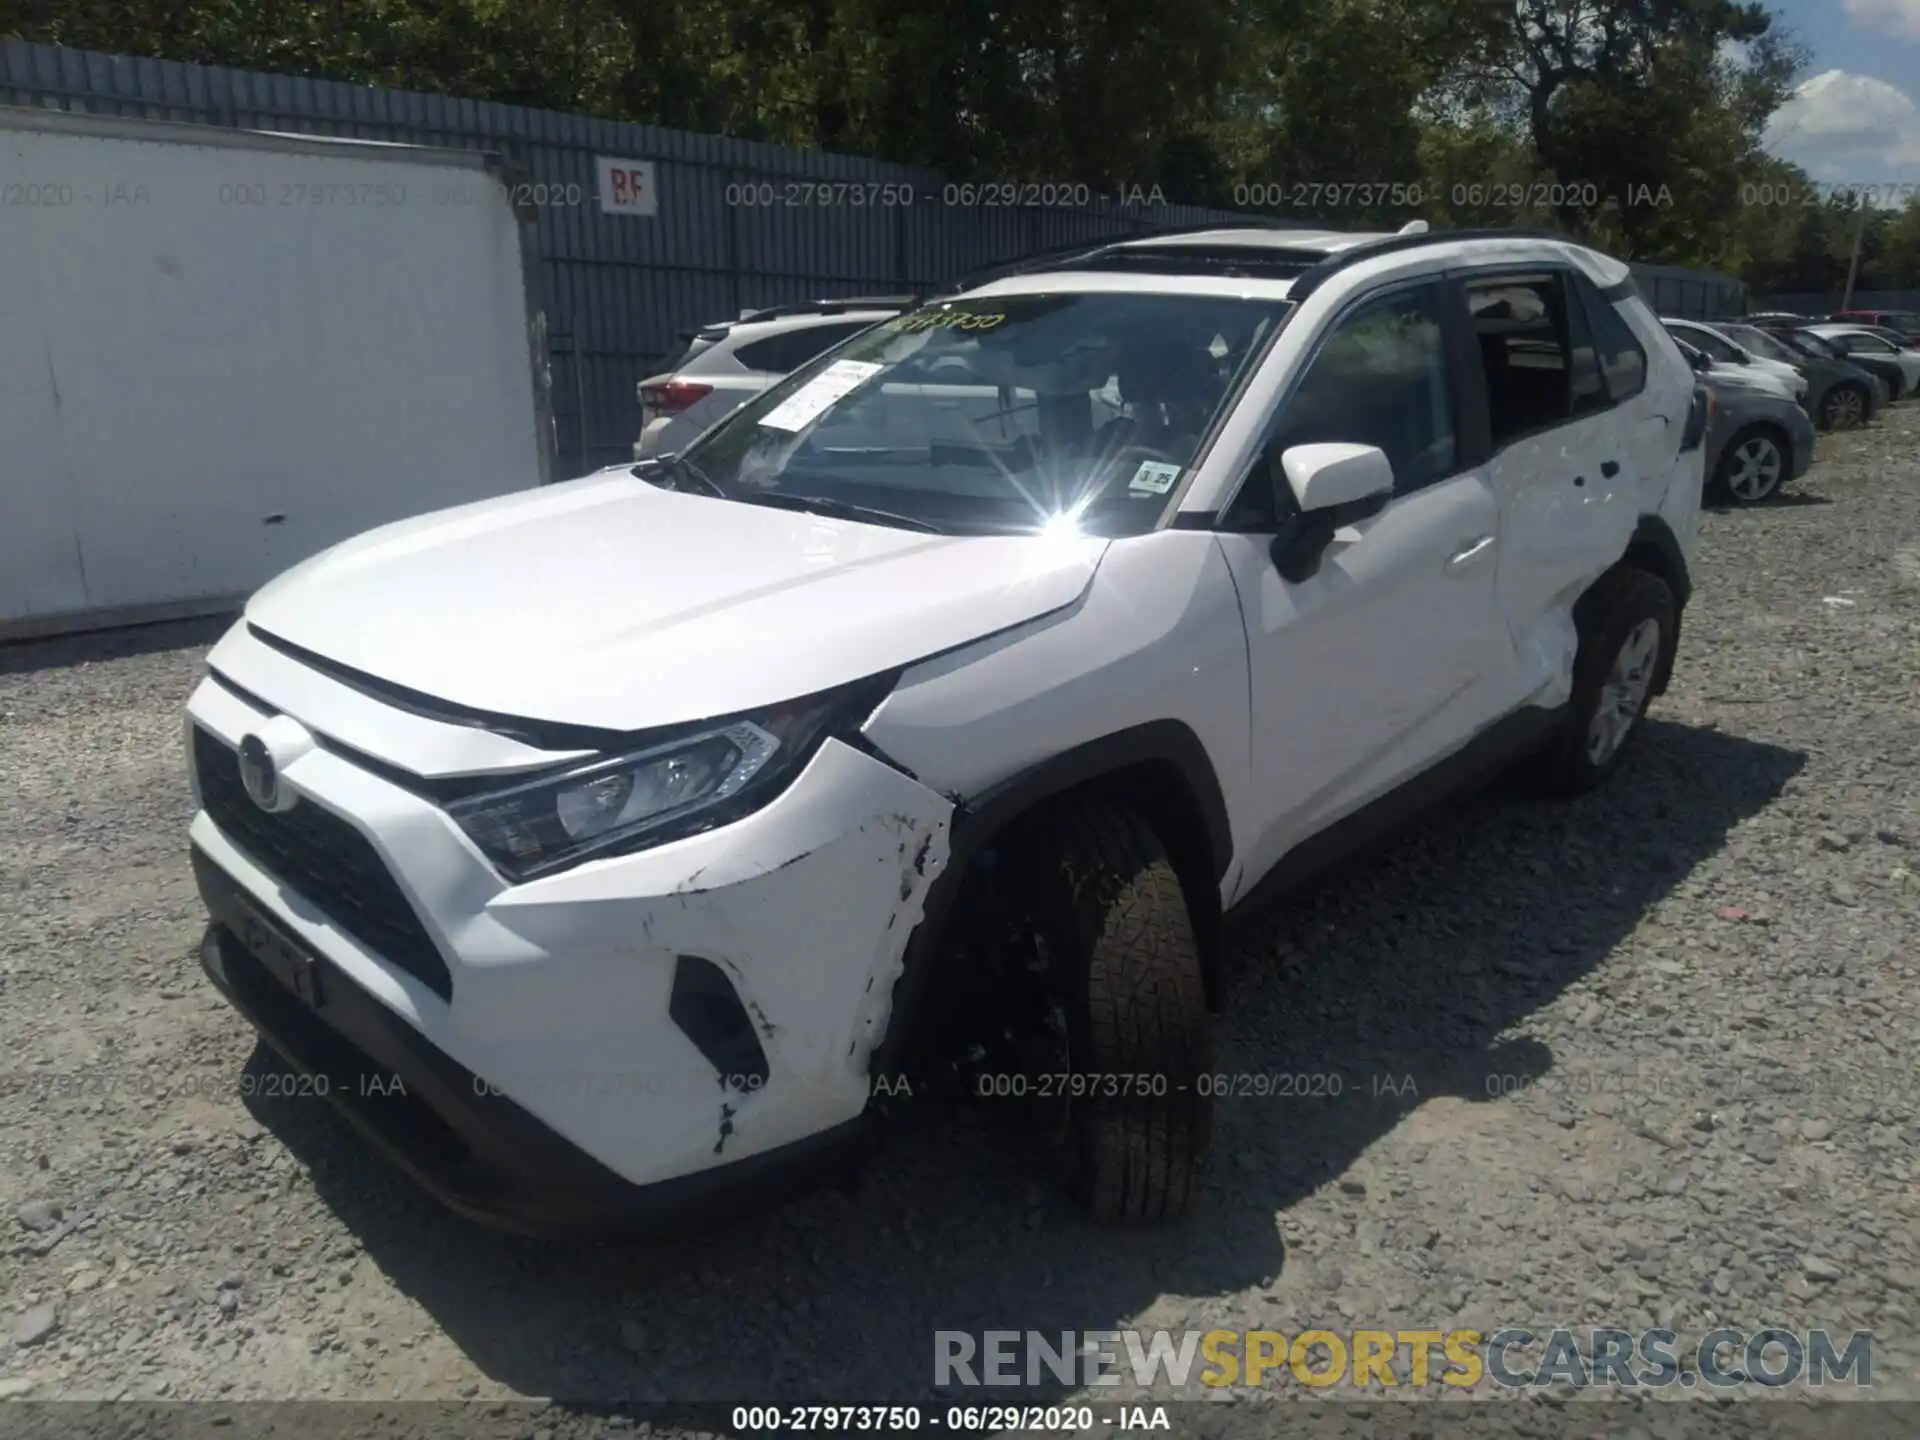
[2,408,1917,1428]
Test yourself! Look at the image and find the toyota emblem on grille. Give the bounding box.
[237,735,279,811]
[232,717,316,814]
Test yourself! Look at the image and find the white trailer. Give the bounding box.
[0,107,555,640]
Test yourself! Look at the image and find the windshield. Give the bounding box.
[676,292,1289,536]
[1721,325,1796,364]
[1787,331,1840,360]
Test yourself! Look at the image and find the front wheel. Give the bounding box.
[1714,428,1788,504]
[1022,801,1212,1223]
[1524,568,1676,797]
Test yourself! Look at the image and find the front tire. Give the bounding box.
[1713,427,1788,504]
[1025,801,1212,1223]
[1525,568,1676,797]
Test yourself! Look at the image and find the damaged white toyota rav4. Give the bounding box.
[186,225,1708,1233]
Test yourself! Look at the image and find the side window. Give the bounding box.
[1570,272,1647,403]
[734,321,873,374]
[1846,334,1895,354]
[1671,325,1735,363]
[1465,274,1575,447]
[1565,282,1608,418]
[1226,282,1457,527]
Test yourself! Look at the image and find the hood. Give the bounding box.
[245,471,1108,733]
[1704,365,1792,398]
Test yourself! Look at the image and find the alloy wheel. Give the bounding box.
[1725,437,1784,503]
[1585,617,1662,766]
[1822,387,1865,430]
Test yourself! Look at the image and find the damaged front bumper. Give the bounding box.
[186,673,953,1235]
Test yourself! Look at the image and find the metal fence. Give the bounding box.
[0,40,1752,476]
[1632,264,1748,321]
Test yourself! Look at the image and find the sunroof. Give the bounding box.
[1069,246,1322,278]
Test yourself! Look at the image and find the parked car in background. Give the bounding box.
[1663,318,1807,402]
[1803,324,1920,399]
[1714,321,1881,430]
[634,297,914,459]
[1764,326,1906,405]
[1666,333,1797,403]
[1834,323,1920,352]
[1827,308,1920,340]
[1746,311,1812,326]
[1673,339,1816,504]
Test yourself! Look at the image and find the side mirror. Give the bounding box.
[1280,443,1396,513]
[1688,349,1714,373]
[1267,443,1395,585]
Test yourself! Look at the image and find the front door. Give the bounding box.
[1217,279,1514,896]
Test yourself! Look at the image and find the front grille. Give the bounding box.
[193,726,453,1000]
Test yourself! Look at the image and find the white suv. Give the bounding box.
[633,298,913,460]
[185,225,1707,1233]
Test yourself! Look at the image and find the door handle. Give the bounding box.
[1445,535,1496,572]
[1601,460,1621,478]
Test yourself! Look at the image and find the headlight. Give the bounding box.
[448,675,894,880]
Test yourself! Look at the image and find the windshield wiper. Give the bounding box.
[630,453,727,498]
[732,491,947,534]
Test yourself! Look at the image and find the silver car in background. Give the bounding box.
[633,297,913,459]
[1664,318,1806,403]
[1673,338,1816,504]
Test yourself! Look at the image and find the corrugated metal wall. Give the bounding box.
[0,40,1754,476]
[1630,263,1748,321]
[0,40,1257,476]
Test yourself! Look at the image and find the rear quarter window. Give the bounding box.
[1576,275,1649,401]
[733,321,878,374]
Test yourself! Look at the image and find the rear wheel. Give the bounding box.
[1525,567,1676,797]
[1820,381,1868,431]
[1714,427,1788,504]
[1015,801,1212,1223]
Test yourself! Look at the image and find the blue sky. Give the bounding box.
[1760,0,1920,188]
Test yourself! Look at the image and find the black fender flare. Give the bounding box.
[870,720,1234,1085]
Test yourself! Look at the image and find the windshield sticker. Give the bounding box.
[895,309,1008,334]
[758,359,886,432]
[1128,460,1183,496]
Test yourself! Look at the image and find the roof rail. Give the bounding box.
[938,223,1590,298]
[1286,227,1581,300]
[935,219,1321,296]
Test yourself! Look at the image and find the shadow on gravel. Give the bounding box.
[1703,492,1833,514]
[0,612,234,674]
[241,715,1805,1406]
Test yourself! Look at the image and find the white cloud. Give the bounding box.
[1842,0,1920,42]
[1763,69,1920,188]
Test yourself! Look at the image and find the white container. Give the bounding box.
[0,107,554,639]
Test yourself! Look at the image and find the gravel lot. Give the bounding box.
[2,408,1917,1425]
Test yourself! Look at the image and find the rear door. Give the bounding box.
[1459,267,1647,705]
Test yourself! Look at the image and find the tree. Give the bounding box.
[1436,0,1805,264]
[4,0,1830,284]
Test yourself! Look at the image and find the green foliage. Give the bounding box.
[1,0,1882,290]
